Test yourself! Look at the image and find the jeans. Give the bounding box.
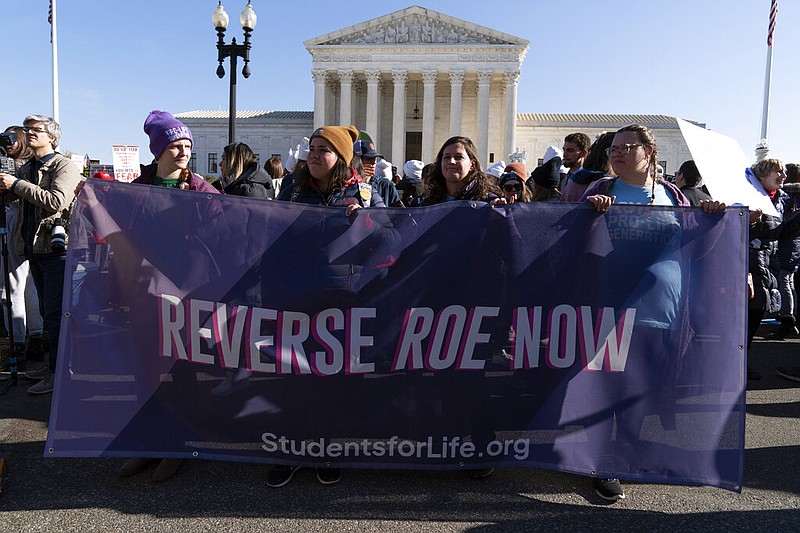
[778,267,797,318]
[29,253,66,371]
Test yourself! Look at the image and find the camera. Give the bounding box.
[0,132,17,148]
[45,218,68,253]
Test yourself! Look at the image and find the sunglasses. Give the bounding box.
[502,183,523,192]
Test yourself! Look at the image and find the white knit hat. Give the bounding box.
[543,146,563,164]
[486,160,506,179]
[374,159,393,180]
[403,159,424,180]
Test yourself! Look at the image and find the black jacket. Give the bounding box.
[213,164,275,199]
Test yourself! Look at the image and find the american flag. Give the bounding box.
[48,0,53,43]
[767,0,778,46]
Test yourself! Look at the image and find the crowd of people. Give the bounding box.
[0,111,798,502]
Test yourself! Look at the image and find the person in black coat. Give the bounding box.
[213,142,275,199]
[675,160,712,207]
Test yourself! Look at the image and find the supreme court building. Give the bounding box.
[179,6,698,178]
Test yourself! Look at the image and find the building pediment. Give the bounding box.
[304,5,528,48]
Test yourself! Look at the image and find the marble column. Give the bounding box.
[476,70,493,167]
[504,70,520,163]
[312,69,327,129]
[338,69,353,126]
[449,69,464,135]
[422,70,437,163]
[365,70,381,141]
[391,69,407,167]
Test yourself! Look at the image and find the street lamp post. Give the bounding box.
[212,1,257,145]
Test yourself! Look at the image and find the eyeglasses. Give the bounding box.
[605,144,643,157]
[23,127,47,135]
[502,183,524,192]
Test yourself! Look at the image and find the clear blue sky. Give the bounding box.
[2,0,797,166]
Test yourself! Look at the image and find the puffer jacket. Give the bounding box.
[749,188,800,311]
[10,152,82,255]
[212,163,275,199]
[776,183,800,272]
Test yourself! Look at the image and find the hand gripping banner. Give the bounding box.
[47,180,747,491]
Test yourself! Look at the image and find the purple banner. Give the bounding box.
[47,180,747,491]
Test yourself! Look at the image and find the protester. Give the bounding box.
[0,126,44,375]
[393,159,424,206]
[0,116,82,395]
[746,158,800,379]
[560,132,614,202]
[213,142,275,199]
[485,160,506,187]
[280,137,309,193]
[269,125,385,488]
[116,110,221,482]
[771,162,800,340]
[423,136,498,204]
[559,132,591,191]
[675,160,712,206]
[527,149,562,202]
[353,139,399,206]
[263,156,285,197]
[498,171,531,203]
[584,123,725,502]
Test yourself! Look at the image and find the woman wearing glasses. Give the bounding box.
[498,171,532,203]
[579,124,725,502]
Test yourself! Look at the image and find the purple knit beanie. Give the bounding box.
[143,110,193,159]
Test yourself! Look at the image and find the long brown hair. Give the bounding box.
[425,136,495,204]
[294,156,351,194]
[222,142,257,180]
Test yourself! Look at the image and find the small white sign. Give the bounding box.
[678,119,777,216]
[112,145,140,183]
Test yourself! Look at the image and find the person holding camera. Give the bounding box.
[0,115,82,395]
[0,126,45,375]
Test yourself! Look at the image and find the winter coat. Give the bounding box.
[10,152,83,256]
[212,163,275,199]
[276,174,384,207]
[749,188,800,311]
[776,182,800,272]
[560,168,608,203]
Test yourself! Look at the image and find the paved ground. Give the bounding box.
[0,323,798,532]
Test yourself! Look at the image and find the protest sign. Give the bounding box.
[47,182,747,491]
[111,145,140,183]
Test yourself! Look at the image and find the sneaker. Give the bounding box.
[266,465,301,488]
[468,467,495,480]
[593,477,625,501]
[776,366,800,383]
[27,373,54,395]
[315,467,341,485]
[24,364,49,381]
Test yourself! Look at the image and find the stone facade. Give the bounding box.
[179,6,699,179]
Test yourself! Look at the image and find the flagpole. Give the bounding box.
[755,0,777,162]
[51,0,60,123]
